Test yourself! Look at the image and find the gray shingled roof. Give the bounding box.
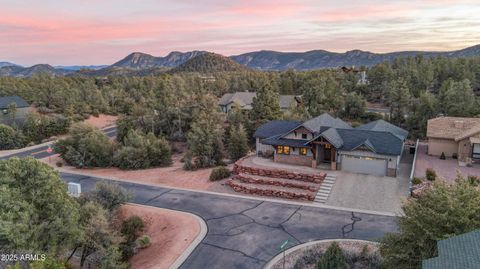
[262,137,309,148]
[357,119,408,140]
[218,92,298,109]
[302,113,351,132]
[423,230,480,269]
[254,120,301,139]
[0,96,29,109]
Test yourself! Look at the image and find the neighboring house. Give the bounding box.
[254,113,408,177]
[218,92,300,113]
[0,95,29,126]
[422,230,480,269]
[427,116,480,165]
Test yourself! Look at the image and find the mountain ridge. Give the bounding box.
[1,44,480,76]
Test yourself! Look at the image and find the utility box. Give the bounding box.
[68,183,81,197]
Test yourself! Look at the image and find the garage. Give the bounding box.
[340,155,387,176]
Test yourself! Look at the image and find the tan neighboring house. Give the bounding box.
[218,92,300,113]
[427,116,480,165]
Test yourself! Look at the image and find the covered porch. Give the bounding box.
[310,137,338,170]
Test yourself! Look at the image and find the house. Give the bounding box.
[422,230,480,269]
[254,113,408,177]
[427,116,480,165]
[218,92,300,113]
[0,95,29,126]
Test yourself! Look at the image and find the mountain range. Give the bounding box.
[1,44,480,77]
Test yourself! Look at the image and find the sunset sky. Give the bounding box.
[1,0,480,66]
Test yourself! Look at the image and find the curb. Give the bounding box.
[123,203,208,269]
[57,167,399,217]
[263,239,379,269]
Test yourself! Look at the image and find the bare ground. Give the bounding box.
[83,114,118,129]
[116,204,201,269]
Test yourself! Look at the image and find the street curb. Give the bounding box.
[124,203,208,269]
[263,239,379,269]
[57,167,399,217]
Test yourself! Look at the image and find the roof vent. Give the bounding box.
[454,120,464,129]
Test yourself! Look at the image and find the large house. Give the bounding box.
[218,92,300,113]
[254,113,408,177]
[0,95,29,126]
[427,116,480,165]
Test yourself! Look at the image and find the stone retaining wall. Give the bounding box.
[227,180,315,201]
[234,174,318,192]
[233,156,326,183]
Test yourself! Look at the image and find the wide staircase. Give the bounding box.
[227,159,327,201]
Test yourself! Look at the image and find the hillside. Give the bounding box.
[0,64,72,77]
[111,51,207,69]
[0,62,20,68]
[171,52,250,73]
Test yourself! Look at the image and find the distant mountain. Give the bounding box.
[171,52,250,73]
[0,64,72,77]
[0,62,20,68]
[230,44,480,70]
[54,65,108,71]
[111,51,207,69]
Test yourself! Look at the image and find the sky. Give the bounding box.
[1,0,480,66]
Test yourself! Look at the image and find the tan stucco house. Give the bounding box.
[427,116,480,165]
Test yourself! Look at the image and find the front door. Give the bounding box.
[323,146,331,163]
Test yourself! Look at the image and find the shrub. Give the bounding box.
[452,153,458,159]
[209,166,231,181]
[114,131,172,170]
[440,152,446,160]
[227,124,249,161]
[22,112,70,144]
[316,242,349,269]
[467,175,479,186]
[0,124,25,150]
[136,235,151,249]
[55,161,63,167]
[84,181,131,212]
[54,123,115,168]
[412,177,422,185]
[121,215,145,242]
[425,168,437,181]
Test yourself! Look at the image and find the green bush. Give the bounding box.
[412,177,422,185]
[114,131,172,170]
[83,181,131,212]
[22,112,70,143]
[467,175,479,186]
[316,242,349,269]
[0,124,25,150]
[54,123,115,168]
[209,166,231,181]
[137,235,151,249]
[426,168,437,181]
[121,215,145,242]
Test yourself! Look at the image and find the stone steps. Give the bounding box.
[227,178,316,201]
[314,175,337,204]
[234,173,321,192]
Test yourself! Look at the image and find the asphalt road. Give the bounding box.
[3,126,399,269]
[62,172,398,269]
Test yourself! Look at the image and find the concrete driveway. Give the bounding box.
[326,152,412,215]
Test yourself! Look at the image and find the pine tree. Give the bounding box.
[251,82,282,126]
[228,124,249,161]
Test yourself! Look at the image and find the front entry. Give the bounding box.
[323,147,331,163]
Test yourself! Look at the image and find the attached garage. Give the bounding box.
[340,155,387,177]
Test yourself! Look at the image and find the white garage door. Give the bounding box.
[341,155,387,176]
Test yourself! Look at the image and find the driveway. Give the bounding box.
[326,151,412,215]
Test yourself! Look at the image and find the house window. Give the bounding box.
[277,145,290,155]
[277,146,283,154]
[325,144,331,149]
[301,133,307,139]
[300,148,308,155]
[473,144,480,159]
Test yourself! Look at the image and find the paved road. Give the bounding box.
[62,172,397,269]
[2,126,399,269]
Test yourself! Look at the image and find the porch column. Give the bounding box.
[331,148,337,170]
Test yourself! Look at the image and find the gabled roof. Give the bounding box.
[423,230,480,269]
[357,119,408,140]
[301,113,351,132]
[334,128,404,155]
[0,95,29,109]
[253,120,301,139]
[262,136,309,148]
[316,127,343,148]
[278,95,296,109]
[427,116,480,140]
